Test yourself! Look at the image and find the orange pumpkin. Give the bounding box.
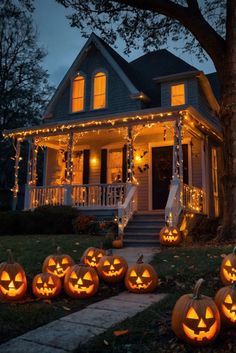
[0,249,27,301]
[32,273,61,299]
[172,279,221,346]
[81,247,105,269]
[124,255,158,293]
[215,284,236,326]
[220,247,236,285]
[64,264,99,298]
[160,226,181,246]
[97,251,127,283]
[112,238,123,249]
[42,246,74,278]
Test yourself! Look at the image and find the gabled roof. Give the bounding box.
[206,72,220,101]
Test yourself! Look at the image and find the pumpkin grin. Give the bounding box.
[222,303,236,322]
[102,267,123,277]
[183,321,218,341]
[128,279,152,290]
[0,282,24,297]
[68,281,94,294]
[36,286,57,296]
[223,268,236,282]
[163,235,178,242]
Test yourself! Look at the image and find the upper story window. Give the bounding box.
[93,72,106,109]
[72,75,85,112]
[171,83,185,106]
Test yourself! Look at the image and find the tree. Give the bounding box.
[0,0,53,203]
[56,0,235,240]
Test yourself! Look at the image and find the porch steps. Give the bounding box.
[123,211,165,247]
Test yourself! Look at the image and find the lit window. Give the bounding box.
[93,72,106,109]
[171,84,185,106]
[72,75,85,112]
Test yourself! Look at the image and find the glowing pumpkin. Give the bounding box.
[159,226,181,246]
[32,273,61,299]
[81,247,105,269]
[124,255,158,293]
[42,246,74,278]
[220,247,236,285]
[64,264,99,298]
[215,284,236,326]
[97,251,128,283]
[112,238,123,249]
[172,279,221,346]
[0,249,27,301]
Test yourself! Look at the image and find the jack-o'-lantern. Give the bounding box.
[0,249,27,301]
[81,247,105,269]
[97,251,128,283]
[215,284,236,326]
[220,247,236,285]
[42,246,74,278]
[32,273,61,299]
[172,279,221,346]
[160,226,181,246]
[64,264,99,298]
[124,255,158,293]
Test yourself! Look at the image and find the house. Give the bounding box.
[3,33,222,240]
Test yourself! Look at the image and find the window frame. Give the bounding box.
[91,69,108,111]
[171,83,186,107]
[70,73,86,114]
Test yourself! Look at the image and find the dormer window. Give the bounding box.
[72,74,85,112]
[171,83,185,106]
[93,72,106,109]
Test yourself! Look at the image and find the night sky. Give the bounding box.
[33,0,216,86]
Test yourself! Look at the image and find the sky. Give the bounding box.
[33,0,216,86]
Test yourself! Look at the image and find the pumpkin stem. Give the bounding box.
[192,278,205,299]
[233,247,236,255]
[137,254,144,264]
[56,246,61,254]
[6,249,14,264]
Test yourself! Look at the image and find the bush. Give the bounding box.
[188,214,220,242]
[73,215,95,234]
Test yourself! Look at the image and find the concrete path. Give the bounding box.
[0,247,164,353]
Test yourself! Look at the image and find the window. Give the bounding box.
[72,75,85,112]
[171,83,185,106]
[212,147,219,217]
[108,149,122,183]
[93,72,106,109]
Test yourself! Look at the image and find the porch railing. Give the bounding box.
[165,179,182,227]
[117,183,138,236]
[183,184,205,214]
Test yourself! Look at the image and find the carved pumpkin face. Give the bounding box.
[97,254,128,283]
[42,247,74,278]
[81,247,105,269]
[220,247,236,285]
[172,279,220,346]
[0,250,27,301]
[32,273,61,299]
[64,265,99,298]
[125,256,158,293]
[215,285,236,326]
[160,226,181,246]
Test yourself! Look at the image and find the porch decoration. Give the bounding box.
[64,264,99,298]
[81,246,105,269]
[42,247,74,278]
[97,250,128,283]
[0,249,27,301]
[32,272,61,299]
[124,255,158,293]
[171,279,220,346]
[159,226,181,246]
[112,237,124,249]
[220,247,236,285]
[11,138,23,210]
[215,284,236,326]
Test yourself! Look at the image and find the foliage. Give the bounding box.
[188,215,220,242]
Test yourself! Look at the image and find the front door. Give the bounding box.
[152,145,188,209]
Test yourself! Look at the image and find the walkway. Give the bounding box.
[0,247,165,353]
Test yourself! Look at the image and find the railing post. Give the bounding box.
[64,184,72,206]
[24,185,30,210]
[12,138,22,211]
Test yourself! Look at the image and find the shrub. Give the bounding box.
[73,215,95,234]
[188,214,220,242]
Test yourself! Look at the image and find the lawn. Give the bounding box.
[0,233,120,343]
[76,243,236,353]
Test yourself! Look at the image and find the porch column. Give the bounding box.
[30,138,38,186]
[127,126,134,183]
[12,138,22,210]
[65,132,74,206]
[172,115,183,204]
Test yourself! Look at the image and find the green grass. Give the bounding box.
[0,234,121,343]
[76,243,236,353]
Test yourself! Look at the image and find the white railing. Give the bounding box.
[117,184,138,236]
[165,179,183,227]
[183,184,206,214]
[26,185,66,209]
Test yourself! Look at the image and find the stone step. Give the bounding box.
[124,239,160,247]
[126,224,164,230]
[124,232,160,237]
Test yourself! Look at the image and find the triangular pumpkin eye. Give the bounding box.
[224,294,233,304]
[48,277,54,285]
[37,277,43,284]
[83,272,92,281]
[103,260,110,266]
[70,271,78,279]
[87,250,94,257]
[15,273,23,282]
[142,270,150,278]
[62,258,69,264]
[98,253,103,258]
[1,271,10,281]
[173,229,178,234]
[114,259,120,265]
[205,307,214,319]
[225,260,232,266]
[130,270,137,277]
[186,307,199,319]
[48,258,56,266]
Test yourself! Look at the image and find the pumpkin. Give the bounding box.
[215,284,236,326]
[42,246,74,278]
[220,247,236,285]
[172,279,221,346]
[112,238,123,249]
[97,250,128,283]
[32,273,61,299]
[0,249,27,301]
[64,264,99,298]
[159,226,181,246]
[81,246,105,269]
[124,255,158,293]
